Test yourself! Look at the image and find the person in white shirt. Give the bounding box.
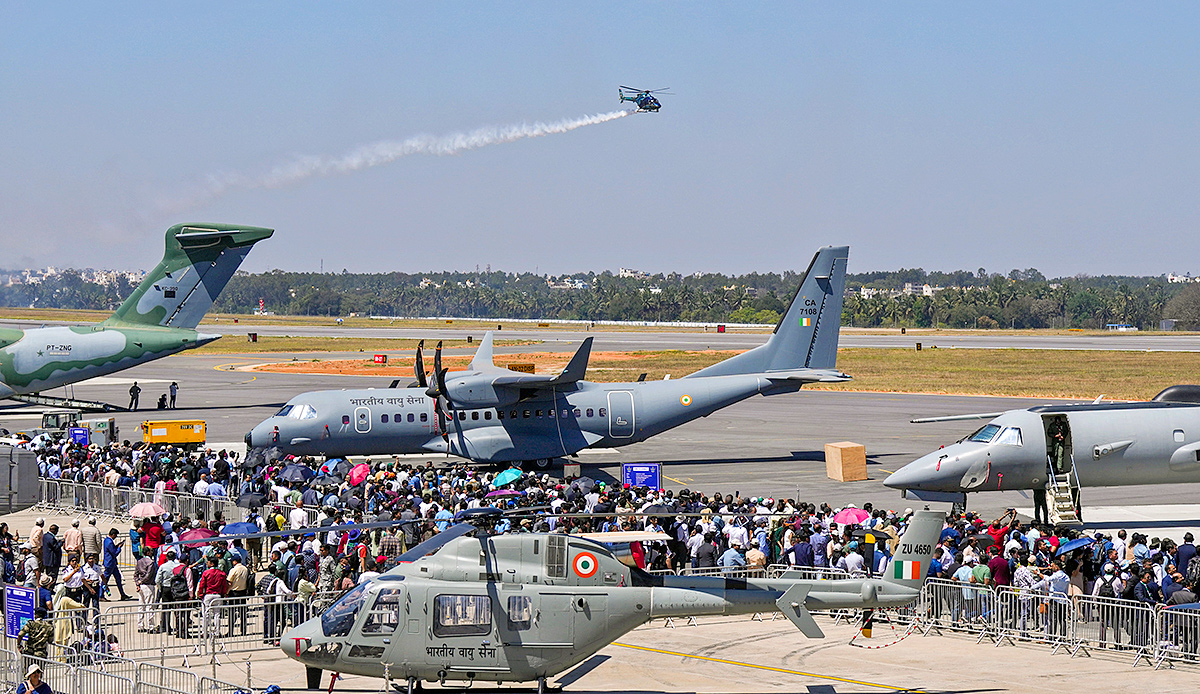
[289,501,308,531]
[192,475,210,496]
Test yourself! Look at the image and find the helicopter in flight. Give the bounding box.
[278,508,943,694]
[618,86,671,112]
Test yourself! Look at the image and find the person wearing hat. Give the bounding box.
[17,606,53,661]
[16,663,51,694]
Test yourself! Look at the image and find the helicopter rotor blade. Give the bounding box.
[618,86,641,92]
[415,340,427,389]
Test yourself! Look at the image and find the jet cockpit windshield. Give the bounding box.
[321,582,370,637]
[966,423,1002,443]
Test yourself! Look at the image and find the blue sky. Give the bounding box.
[2,4,1198,276]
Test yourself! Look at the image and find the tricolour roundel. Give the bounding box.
[680,394,692,406]
[573,551,599,578]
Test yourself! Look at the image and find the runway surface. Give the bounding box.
[7,329,1200,521]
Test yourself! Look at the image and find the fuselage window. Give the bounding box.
[394,412,402,422]
[362,588,404,635]
[471,411,479,421]
[995,427,1022,446]
[523,410,530,419]
[586,409,594,418]
[408,413,415,423]
[420,413,428,422]
[497,410,504,420]
[535,409,543,418]
[342,415,351,425]
[968,424,1001,444]
[484,411,492,421]
[599,408,607,418]
[381,414,389,423]
[511,410,518,419]
[550,409,557,418]
[433,595,492,637]
[321,582,370,637]
[573,408,581,418]
[506,595,533,631]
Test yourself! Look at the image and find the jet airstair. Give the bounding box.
[1046,459,1082,526]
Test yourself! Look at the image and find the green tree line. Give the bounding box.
[3,266,1199,329]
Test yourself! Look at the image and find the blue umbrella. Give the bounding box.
[492,467,523,487]
[222,521,260,536]
[1055,536,1095,557]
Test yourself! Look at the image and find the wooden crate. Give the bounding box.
[825,441,867,482]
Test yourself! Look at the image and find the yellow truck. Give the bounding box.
[141,420,206,449]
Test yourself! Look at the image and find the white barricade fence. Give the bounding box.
[993,585,1085,655]
[75,665,136,694]
[1071,592,1156,658]
[96,599,208,659]
[137,661,200,694]
[919,577,998,641]
[1154,605,1200,669]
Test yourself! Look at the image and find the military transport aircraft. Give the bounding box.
[278,507,943,694]
[884,385,1200,523]
[0,223,272,410]
[246,245,850,467]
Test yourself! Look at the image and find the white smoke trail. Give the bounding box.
[159,109,634,214]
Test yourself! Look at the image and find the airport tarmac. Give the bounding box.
[7,335,1200,521]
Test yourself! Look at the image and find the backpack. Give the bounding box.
[1120,576,1138,601]
[1186,555,1200,586]
[1097,575,1117,599]
[170,565,191,601]
[265,514,279,533]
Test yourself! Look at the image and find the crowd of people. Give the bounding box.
[15,433,1200,658]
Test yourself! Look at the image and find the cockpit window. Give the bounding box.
[967,424,1002,444]
[275,405,294,418]
[287,404,317,420]
[995,427,1022,446]
[362,588,404,635]
[321,582,370,637]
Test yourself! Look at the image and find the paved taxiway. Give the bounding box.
[6,332,1200,521]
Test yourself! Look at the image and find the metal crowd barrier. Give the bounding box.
[0,646,242,694]
[918,577,998,642]
[993,585,1086,655]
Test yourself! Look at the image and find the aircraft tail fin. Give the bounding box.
[881,509,944,591]
[687,245,848,378]
[103,223,273,330]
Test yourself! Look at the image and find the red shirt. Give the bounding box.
[144,523,164,550]
[986,524,1006,551]
[197,567,228,597]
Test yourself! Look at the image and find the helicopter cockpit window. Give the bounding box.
[995,427,1022,446]
[433,595,492,637]
[546,535,567,578]
[967,424,1002,444]
[506,595,532,631]
[362,588,403,635]
[321,582,370,637]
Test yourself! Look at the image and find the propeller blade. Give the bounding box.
[415,340,427,388]
[437,368,450,403]
[425,341,445,399]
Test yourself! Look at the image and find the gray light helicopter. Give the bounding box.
[277,508,943,693]
[246,246,851,467]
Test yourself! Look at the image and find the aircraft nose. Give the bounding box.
[885,450,953,491]
[280,618,325,663]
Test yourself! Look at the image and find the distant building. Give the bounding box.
[618,268,651,279]
[1168,273,1200,284]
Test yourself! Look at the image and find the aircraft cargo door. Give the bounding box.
[608,391,635,438]
[355,406,372,434]
[532,593,574,647]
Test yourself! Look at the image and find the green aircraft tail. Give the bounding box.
[103,223,274,330]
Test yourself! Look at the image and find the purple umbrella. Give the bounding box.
[485,489,521,498]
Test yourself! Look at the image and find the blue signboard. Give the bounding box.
[67,427,89,445]
[5,584,36,639]
[621,463,662,490]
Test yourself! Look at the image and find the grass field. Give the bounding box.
[252,347,1200,401]
[192,336,534,354]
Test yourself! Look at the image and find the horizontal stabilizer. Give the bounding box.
[490,337,593,389]
[763,368,852,384]
[775,584,823,638]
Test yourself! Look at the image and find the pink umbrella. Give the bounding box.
[178,527,218,548]
[348,463,371,486]
[485,490,521,498]
[832,507,870,526]
[129,502,167,518]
